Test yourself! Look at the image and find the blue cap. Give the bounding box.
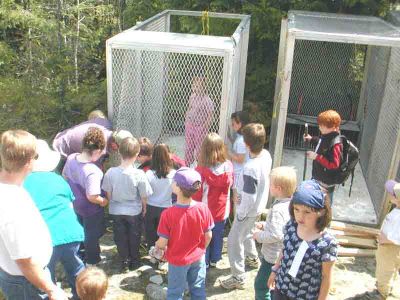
[292,180,325,209]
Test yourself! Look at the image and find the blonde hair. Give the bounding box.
[270,166,297,198]
[119,137,140,159]
[88,110,106,120]
[198,133,227,167]
[76,267,108,300]
[0,130,37,172]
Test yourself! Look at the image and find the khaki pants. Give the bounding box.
[376,243,400,297]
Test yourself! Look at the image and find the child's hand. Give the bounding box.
[255,222,264,230]
[253,230,260,240]
[232,193,240,204]
[306,151,317,160]
[100,197,108,207]
[267,272,276,290]
[303,134,312,142]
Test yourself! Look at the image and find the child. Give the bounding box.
[145,144,176,249]
[102,137,152,271]
[88,110,106,120]
[193,133,233,268]
[137,137,153,171]
[253,166,297,300]
[24,139,85,299]
[374,180,400,299]
[0,130,66,300]
[184,76,214,166]
[155,167,214,299]
[76,266,108,300]
[63,127,108,265]
[268,180,338,300]
[228,111,250,194]
[221,123,272,290]
[303,110,342,202]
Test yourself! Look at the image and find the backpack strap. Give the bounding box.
[329,134,343,149]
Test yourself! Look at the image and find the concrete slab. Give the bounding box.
[282,149,377,225]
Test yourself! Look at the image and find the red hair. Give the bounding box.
[317,110,341,128]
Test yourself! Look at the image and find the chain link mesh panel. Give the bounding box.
[139,16,167,32]
[111,48,224,160]
[288,40,365,120]
[361,46,400,213]
[359,46,390,173]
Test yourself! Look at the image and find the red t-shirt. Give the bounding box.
[157,201,214,266]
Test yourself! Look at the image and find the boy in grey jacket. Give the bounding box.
[253,166,297,300]
[220,123,272,290]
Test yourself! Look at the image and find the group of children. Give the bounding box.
[0,107,399,300]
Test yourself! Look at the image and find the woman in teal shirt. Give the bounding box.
[24,140,85,300]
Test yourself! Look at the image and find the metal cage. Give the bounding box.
[270,11,400,225]
[106,10,250,162]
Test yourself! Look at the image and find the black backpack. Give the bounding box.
[330,135,359,196]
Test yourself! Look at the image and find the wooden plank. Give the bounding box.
[338,247,376,257]
[330,221,380,237]
[327,228,376,239]
[336,236,377,249]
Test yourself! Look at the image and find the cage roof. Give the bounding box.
[108,30,234,55]
[107,10,250,56]
[288,10,400,47]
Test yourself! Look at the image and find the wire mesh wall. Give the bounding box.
[288,40,365,120]
[360,46,400,215]
[111,49,224,158]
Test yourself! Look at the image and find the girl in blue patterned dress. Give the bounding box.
[267,180,338,300]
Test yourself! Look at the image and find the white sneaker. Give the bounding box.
[220,276,245,290]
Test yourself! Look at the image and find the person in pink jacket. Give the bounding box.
[184,76,214,166]
[193,133,233,268]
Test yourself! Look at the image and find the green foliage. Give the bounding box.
[0,0,396,138]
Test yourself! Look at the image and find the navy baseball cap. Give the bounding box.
[173,167,201,190]
[292,180,325,209]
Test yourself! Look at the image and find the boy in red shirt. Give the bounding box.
[303,110,343,202]
[155,167,214,300]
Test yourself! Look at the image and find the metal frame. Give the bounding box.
[107,10,250,146]
[270,10,400,225]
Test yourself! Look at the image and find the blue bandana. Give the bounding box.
[292,180,325,209]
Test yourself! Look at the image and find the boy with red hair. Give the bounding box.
[304,110,342,202]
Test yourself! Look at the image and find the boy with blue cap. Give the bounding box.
[155,167,214,300]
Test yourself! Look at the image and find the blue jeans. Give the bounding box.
[0,267,49,299]
[206,219,226,265]
[78,210,105,264]
[167,256,206,300]
[47,242,85,299]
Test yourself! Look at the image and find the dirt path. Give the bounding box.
[1,232,399,300]
[97,233,400,300]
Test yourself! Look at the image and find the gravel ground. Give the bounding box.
[1,232,399,300]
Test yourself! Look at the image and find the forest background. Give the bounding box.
[0,0,397,139]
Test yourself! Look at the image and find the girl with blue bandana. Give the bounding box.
[267,180,338,300]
